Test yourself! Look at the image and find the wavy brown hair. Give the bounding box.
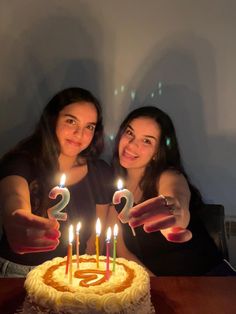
[112,106,202,209]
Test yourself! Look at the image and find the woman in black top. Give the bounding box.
[0,87,113,276]
[110,106,228,276]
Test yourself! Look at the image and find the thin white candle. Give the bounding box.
[69,225,73,284]
[96,218,101,268]
[69,224,74,243]
[76,222,81,269]
[112,224,118,272]
[106,227,112,280]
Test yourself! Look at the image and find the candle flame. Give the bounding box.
[96,218,101,236]
[76,222,81,234]
[106,226,112,241]
[117,179,123,190]
[60,173,66,187]
[69,224,74,244]
[113,224,118,237]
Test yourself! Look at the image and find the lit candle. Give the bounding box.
[95,218,101,268]
[76,222,81,269]
[65,225,73,277]
[69,224,73,284]
[106,227,112,280]
[113,179,136,236]
[112,224,118,272]
[47,174,70,221]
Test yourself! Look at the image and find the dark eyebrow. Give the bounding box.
[63,114,97,125]
[127,124,134,131]
[63,114,78,120]
[127,124,157,141]
[144,135,158,141]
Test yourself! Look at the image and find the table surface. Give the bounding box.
[0,277,236,314]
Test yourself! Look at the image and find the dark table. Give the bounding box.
[0,277,236,314]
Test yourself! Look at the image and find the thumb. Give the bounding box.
[14,209,59,230]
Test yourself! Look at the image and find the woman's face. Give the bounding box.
[56,101,97,158]
[118,117,161,171]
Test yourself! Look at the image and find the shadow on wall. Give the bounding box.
[0,2,107,157]
[116,32,236,213]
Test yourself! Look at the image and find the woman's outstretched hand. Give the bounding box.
[127,195,192,243]
[3,209,61,254]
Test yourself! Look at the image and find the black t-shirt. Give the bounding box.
[115,199,222,276]
[0,153,114,265]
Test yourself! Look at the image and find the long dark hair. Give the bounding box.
[2,87,104,214]
[113,106,202,208]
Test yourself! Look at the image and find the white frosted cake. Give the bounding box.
[22,254,154,314]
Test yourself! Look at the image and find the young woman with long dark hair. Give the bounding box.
[111,106,226,276]
[0,87,113,277]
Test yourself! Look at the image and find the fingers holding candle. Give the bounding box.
[128,195,192,242]
[6,209,60,254]
[128,195,178,228]
[129,195,172,219]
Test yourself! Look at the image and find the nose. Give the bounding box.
[128,137,139,147]
[73,126,83,138]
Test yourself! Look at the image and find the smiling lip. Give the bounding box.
[66,139,82,147]
[122,148,138,160]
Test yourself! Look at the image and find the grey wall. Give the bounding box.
[0,0,235,215]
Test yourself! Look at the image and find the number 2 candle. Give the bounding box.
[113,179,136,236]
[47,174,70,221]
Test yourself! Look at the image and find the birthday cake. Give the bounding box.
[22,254,154,314]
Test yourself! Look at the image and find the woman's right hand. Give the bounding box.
[3,208,60,254]
[0,176,61,254]
[128,195,192,243]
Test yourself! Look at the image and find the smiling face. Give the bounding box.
[118,117,161,172]
[56,101,97,160]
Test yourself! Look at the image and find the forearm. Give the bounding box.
[0,176,31,212]
[2,195,30,219]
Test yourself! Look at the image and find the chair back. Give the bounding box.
[197,204,229,260]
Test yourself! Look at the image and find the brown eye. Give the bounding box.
[143,138,151,145]
[87,124,95,131]
[66,118,76,125]
[125,129,133,136]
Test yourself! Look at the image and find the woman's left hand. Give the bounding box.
[128,195,192,243]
